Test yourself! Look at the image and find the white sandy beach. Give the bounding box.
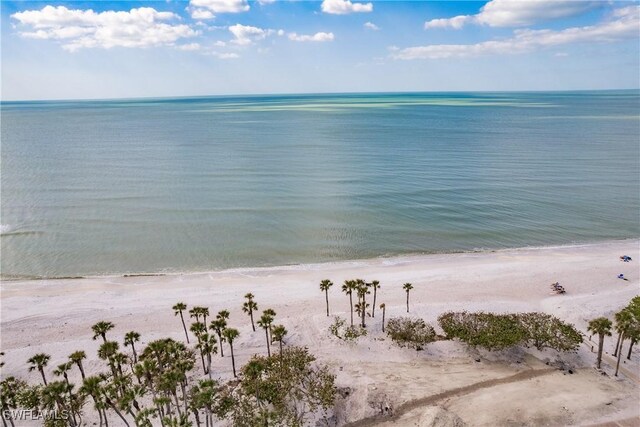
[1,240,639,426]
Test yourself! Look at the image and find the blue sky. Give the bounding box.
[2,0,639,100]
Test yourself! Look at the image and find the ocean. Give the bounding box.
[1,91,638,279]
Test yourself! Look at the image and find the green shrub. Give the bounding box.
[385,317,436,350]
[438,311,525,351]
[329,316,367,342]
[516,312,583,352]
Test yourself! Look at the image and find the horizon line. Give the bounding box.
[2,88,639,104]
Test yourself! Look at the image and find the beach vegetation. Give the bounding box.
[124,331,141,364]
[91,321,115,343]
[257,311,275,357]
[172,302,190,343]
[242,293,258,332]
[355,280,370,328]
[385,317,437,350]
[403,283,413,313]
[341,280,357,326]
[210,310,229,357]
[271,324,288,355]
[369,280,381,318]
[517,312,583,352]
[588,317,612,369]
[329,316,367,342]
[438,311,526,351]
[224,346,336,427]
[27,353,51,385]
[319,279,333,317]
[222,328,240,377]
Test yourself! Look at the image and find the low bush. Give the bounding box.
[385,317,436,350]
[329,316,367,342]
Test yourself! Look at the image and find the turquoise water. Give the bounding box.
[1,91,639,279]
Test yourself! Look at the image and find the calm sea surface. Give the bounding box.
[1,92,639,279]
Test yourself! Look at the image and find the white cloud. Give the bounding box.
[11,5,198,51]
[257,0,276,4]
[321,0,372,15]
[364,21,379,30]
[229,24,274,45]
[398,5,639,59]
[212,51,240,59]
[188,0,249,19]
[176,42,201,51]
[288,32,335,42]
[425,0,601,29]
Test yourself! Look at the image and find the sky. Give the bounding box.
[1,0,639,100]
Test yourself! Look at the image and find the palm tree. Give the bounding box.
[211,310,230,357]
[369,280,380,317]
[190,321,208,372]
[69,350,87,381]
[342,280,356,326]
[319,280,333,316]
[403,283,414,313]
[98,341,120,378]
[222,328,240,377]
[242,293,259,332]
[588,317,612,369]
[263,308,276,342]
[173,302,190,343]
[613,309,633,357]
[124,331,141,364]
[81,376,108,427]
[92,321,115,343]
[53,362,72,386]
[614,309,634,376]
[380,303,386,333]
[27,353,50,385]
[271,324,288,355]
[625,322,639,360]
[257,312,274,357]
[356,282,370,327]
[196,333,217,379]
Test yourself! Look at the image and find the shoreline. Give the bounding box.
[1,237,637,283]
[1,239,638,425]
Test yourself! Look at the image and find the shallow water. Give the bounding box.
[1,91,639,279]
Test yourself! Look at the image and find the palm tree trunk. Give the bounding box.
[230,343,237,377]
[39,367,48,385]
[406,292,410,313]
[132,343,138,364]
[597,334,604,369]
[382,307,386,333]
[349,293,353,326]
[181,381,188,415]
[265,328,271,357]
[180,312,190,343]
[218,333,224,357]
[250,310,256,332]
[325,290,330,317]
[372,289,377,318]
[77,362,86,381]
[103,409,109,427]
[615,333,626,376]
[627,339,636,360]
[107,401,130,427]
[613,332,622,356]
[279,340,283,355]
[207,353,212,379]
[173,392,183,418]
[361,295,366,328]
